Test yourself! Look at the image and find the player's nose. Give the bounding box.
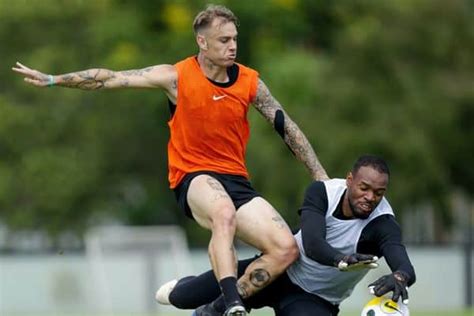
[365,191,376,202]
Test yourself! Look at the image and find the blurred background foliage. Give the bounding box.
[0,0,472,247]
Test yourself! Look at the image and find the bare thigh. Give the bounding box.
[186,174,236,229]
[235,197,294,252]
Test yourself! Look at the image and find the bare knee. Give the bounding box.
[267,236,299,269]
[210,206,237,234]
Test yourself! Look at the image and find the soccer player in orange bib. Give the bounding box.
[12,5,328,315]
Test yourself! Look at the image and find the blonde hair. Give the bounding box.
[193,4,238,34]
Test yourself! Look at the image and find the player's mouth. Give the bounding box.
[359,203,373,213]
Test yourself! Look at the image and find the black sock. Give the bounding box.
[217,276,242,311]
[210,294,226,313]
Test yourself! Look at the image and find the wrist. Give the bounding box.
[393,270,408,282]
[47,75,55,87]
[334,253,347,267]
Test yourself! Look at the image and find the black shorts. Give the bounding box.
[173,171,261,219]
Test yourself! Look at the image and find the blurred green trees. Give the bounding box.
[0,0,472,246]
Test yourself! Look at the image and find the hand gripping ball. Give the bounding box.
[361,296,409,316]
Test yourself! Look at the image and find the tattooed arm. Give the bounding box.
[252,79,329,181]
[12,62,177,98]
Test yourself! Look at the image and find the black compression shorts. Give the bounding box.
[173,171,261,219]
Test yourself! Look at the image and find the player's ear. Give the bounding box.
[346,172,353,186]
[197,34,208,50]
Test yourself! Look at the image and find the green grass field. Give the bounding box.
[245,310,470,316]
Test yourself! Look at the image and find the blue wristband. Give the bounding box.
[47,75,55,87]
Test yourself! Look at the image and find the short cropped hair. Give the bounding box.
[352,155,390,177]
[193,4,239,34]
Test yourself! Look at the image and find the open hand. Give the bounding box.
[12,62,52,87]
[368,271,409,304]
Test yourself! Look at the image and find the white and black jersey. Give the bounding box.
[286,179,415,305]
[168,179,416,315]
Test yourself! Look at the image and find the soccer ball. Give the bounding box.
[360,297,409,316]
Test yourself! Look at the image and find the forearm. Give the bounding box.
[284,118,329,181]
[300,210,340,266]
[383,244,416,286]
[253,79,328,181]
[53,68,118,90]
[368,216,416,286]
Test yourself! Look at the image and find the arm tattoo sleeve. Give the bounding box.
[57,69,114,90]
[56,66,156,90]
[252,79,329,181]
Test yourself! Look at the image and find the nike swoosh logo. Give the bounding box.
[212,95,227,101]
[384,302,401,313]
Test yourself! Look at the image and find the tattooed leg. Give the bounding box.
[186,175,239,280]
[235,197,299,298]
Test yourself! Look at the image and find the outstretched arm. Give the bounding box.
[367,215,416,284]
[252,79,329,181]
[12,62,177,95]
[365,215,416,304]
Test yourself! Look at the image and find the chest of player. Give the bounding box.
[177,83,250,124]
